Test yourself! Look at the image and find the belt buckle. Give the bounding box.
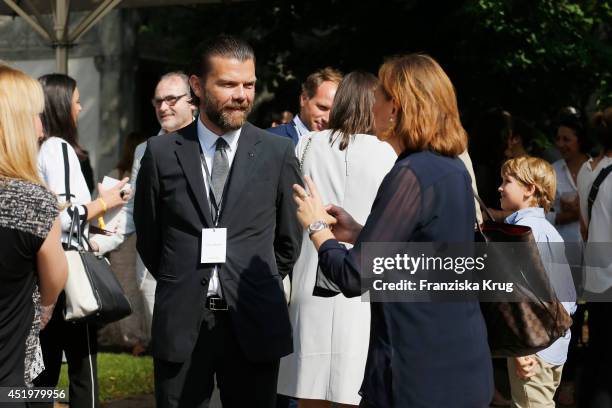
[209,297,228,311]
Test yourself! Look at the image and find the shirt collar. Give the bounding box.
[505,207,545,224]
[556,159,578,190]
[197,115,241,152]
[293,115,310,136]
[586,155,612,172]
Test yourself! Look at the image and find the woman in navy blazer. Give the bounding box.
[292,54,494,408]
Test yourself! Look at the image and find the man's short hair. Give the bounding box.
[302,67,343,99]
[191,34,255,79]
[157,71,191,95]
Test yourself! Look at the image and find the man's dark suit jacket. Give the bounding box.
[134,120,303,363]
[267,119,299,146]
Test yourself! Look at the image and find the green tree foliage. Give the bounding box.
[136,0,612,127]
[457,0,612,119]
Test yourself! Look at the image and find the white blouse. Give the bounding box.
[546,159,582,244]
[577,156,612,293]
[38,137,91,247]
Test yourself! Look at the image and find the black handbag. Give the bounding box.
[63,208,132,323]
[474,195,572,357]
[60,142,132,323]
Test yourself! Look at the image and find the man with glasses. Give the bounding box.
[91,72,196,347]
[152,72,197,136]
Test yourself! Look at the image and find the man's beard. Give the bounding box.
[202,90,252,132]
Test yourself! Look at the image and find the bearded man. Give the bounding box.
[134,34,303,408]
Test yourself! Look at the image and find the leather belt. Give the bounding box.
[206,296,228,311]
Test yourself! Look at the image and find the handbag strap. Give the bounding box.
[60,143,74,203]
[66,206,85,250]
[587,163,612,222]
[473,190,496,222]
[299,135,314,170]
[62,142,85,250]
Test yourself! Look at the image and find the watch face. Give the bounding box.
[311,221,324,229]
[309,220,327,233]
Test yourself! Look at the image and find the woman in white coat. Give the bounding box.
[277,71,397,407]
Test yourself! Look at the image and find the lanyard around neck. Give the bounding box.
[199,148,226,227]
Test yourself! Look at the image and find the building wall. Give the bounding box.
[0,9,138,183]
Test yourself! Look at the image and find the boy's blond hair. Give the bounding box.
[501,156,556,212]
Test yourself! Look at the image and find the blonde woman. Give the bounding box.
[0,64,67,389]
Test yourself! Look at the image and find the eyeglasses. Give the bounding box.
[152,93,189,107]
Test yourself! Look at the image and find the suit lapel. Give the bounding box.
[220,122,262,225]
[174,122,213,227]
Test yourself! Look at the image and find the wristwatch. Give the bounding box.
[307,220,330,236]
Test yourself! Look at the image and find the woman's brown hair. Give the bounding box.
[592,107,612,151]
[38,73,88,160]
[378,54,467,156]
[328,71,378,150]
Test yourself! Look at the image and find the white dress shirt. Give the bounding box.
[546,159,582,244]
[197,117,241,297]
[577,155,612,293]
[293,115,310,141]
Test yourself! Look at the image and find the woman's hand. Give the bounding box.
[98,177,130,209]
[557,196,580,225]
[40,304,55,330]
[514,356,539,380]
[325,204,362,244]
[293,176,337,250]
[293,176,335,229]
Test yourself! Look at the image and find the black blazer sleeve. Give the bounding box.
[134,143,162,278]
[274,141,304,278]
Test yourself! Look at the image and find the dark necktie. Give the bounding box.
[210,137,229,211]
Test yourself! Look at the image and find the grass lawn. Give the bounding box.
[57,353,154,402]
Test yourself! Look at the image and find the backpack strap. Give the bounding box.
[588,164,612,222]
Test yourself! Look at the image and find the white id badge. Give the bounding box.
[201,228,227,264]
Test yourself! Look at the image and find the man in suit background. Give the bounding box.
[267,67,342,145]
[91,72,197,349]
[134,34,303,408]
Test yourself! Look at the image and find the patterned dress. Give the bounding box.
[0,178,58,387]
